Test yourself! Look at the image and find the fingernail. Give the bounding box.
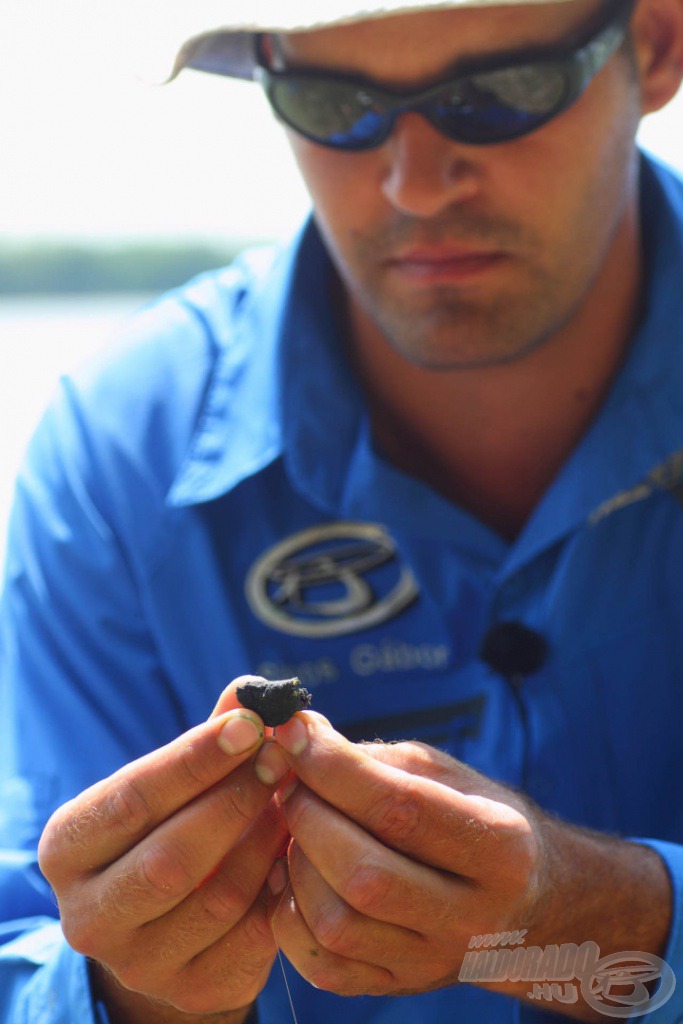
[217,712,262,755]
[268,858,289,896]
[254,741,290,786]
[275,715,308,756]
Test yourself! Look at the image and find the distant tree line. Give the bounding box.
[0,240,258,296]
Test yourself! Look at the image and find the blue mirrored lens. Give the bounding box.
[429,98,547,143]
[270,69,565,148]
[259,0,632,147]
[327,108,388,146]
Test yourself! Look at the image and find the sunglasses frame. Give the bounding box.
[254,0,637,149]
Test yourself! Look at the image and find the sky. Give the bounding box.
[2,0,683,245]
[1,0,310,244]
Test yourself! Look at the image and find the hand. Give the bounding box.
[38,678,293,1021]
[262,717,672,1023]
[264,714,545,998]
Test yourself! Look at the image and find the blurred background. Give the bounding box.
[1,0,682,559]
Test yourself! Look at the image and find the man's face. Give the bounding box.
[277,2,643,370]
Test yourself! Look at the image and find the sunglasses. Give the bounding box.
[255,0,636,149]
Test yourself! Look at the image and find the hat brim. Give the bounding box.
[145,0,578,84]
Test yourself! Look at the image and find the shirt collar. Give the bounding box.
[504,152,683,573]
[167,219,363,510]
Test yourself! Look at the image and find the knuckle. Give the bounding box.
[38,799,102,879]
[94,869,148,927]
[239,906,275,950]
[176,738,220,791]
[60,915,91,956]
[62,909,109,960]
[341,856,395,915]
[170,990,218,1017]
[198,878,249,927]
[371,785,424,845]
[448,800,520,873]
[305,960,343,993]
[305,960,373,997]
[173,943,272,1014]
[114,946,178,997]
[113,957,150,995]
[217,777,259,831]
[118,959,181,1003]
[104,775,154,840]
[170,979,253,1018]
[477,807,539,892]
[310,902,358,957]
[37,814,65,881]
[136,841,195,901]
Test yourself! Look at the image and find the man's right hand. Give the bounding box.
[38,684,292,1022]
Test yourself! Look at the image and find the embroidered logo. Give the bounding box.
[245,521,419,638]
[589,447,683,524]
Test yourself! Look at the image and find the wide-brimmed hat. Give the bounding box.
[147,0,577,84]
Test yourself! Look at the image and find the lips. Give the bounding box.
[388,246,507,282]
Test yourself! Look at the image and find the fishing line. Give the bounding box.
[277,945,300,1024]
[271,878,300,1024]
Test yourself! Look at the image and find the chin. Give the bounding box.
[377,309,553,372]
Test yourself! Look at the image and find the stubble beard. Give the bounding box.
[342,250,583,372]
[323,211,579,372]
[351,273,568,371]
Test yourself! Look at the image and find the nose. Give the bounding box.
[380,112,482,217]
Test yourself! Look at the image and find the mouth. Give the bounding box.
[386,246,508,283]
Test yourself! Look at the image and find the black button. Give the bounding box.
[479,621,548,681]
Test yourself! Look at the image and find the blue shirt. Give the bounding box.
[2,152,683,1023]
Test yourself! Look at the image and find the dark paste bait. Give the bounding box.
[236,677,312,727]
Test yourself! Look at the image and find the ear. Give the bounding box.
[630,0,683,114]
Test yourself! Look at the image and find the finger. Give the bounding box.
[119,800,288,980]
[281,784,466,933]
[360,738,489,791]
[81,755,288,928]
[172,896,277,1014]
[41,704,267,880]
[270,879,393,998]
[108,887,278,1014]
[282,841,424,974]
[275,714,535,878]
[211,675,270,726]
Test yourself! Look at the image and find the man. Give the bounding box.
[1,0,683,1021]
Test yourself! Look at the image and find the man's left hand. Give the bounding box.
[260,712,547,997]
[256,711,671,1022]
